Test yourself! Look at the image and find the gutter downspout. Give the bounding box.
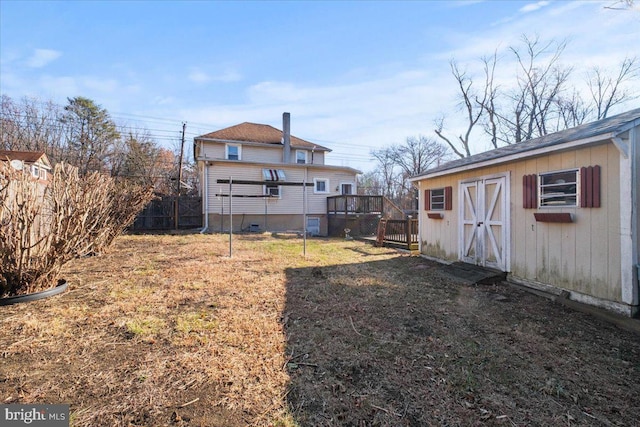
[200,161,209,233]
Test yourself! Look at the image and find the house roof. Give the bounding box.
[411,107,640,180]
[195,122,331,152]
[0,150,51,166]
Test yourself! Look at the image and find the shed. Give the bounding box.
[410,108,640,316]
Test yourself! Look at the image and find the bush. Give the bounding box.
[0,162,154,297]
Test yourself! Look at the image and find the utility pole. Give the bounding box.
[175,122,186,230]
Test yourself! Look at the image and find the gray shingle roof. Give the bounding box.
[413,107,640,179]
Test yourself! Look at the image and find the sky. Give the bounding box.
[1,0,639,172]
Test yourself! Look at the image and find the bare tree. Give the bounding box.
[372,136,450,209]
[0,96,66,156]
[435,59,493,158]
[371,147,401,202]
[436,35,638,156]
[587,56,638,119]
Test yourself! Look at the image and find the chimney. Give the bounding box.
[282,112,291,163]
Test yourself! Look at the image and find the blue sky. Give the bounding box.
[1,1,639,171]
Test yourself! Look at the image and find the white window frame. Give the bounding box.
[538,168,579,208]
[225,144,242,161]
[313,178,329,194]
[264,184,281,199]
[31,164,40,178]
[296,150,308,164]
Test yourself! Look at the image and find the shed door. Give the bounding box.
[459,175,509,271]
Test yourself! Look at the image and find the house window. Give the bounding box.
[296,150,307,164]
[31,164,40,178]
[340,183,353,195]
[225,144,241,160]
[264,184,281,198]
[314,178,329,194]
[263,169,286,181]
[539,169,579,207]
[424,187,452,211]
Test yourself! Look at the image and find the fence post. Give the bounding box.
[405,216,412,250]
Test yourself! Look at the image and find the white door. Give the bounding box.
[459,174,510,271]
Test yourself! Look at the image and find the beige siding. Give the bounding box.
[199,141,326,165]
[205,162,356,217]
[418,141,624,303]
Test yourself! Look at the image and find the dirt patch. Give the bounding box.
[0,234,638,426]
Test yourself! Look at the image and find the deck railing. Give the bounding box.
[327,195,383,215]
[376,218,419,251]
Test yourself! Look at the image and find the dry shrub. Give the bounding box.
[0,162,153,296]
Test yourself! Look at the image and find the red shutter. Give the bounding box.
[523,174,537,209]
[586,166,593,208]
[424,189,431,211]
[592,165,601,208]
[580,165,601,208]
[580,167,587,208]
[444,186,452,210]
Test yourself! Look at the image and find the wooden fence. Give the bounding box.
[130,195,202,231]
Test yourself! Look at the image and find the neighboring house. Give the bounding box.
[409,108,640,317]
[0,150,52,183]
[194,113,360,235]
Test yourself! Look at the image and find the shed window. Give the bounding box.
[539,169,578,207]
[424,186,452,211]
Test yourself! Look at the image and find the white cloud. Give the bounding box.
[26,49,62,68]
[188,67,242,84]
[519,1,550,13]
[188,68,210,83]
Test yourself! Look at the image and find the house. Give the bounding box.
[194,113,360,235]
[409,108,640,317]
[0,150,52,183]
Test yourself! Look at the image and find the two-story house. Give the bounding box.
[194,113,360,235]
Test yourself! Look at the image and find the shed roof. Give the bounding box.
[195,122,331,152]
[412,108,640,180]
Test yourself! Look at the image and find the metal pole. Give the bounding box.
[303,169,307,257]
[229,176,233,257]
[175,122,186,230]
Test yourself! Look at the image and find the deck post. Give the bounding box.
[406,216,412,250]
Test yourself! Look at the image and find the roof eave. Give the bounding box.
[409,132,616,181]
[196,158,360,174]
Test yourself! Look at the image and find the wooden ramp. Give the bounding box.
[439,262,507,285]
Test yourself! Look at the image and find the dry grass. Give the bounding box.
[0,233,639,426]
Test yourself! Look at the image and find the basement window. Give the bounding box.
[539,169,578,207]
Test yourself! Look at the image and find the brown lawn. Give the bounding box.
[0,233,638,426]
